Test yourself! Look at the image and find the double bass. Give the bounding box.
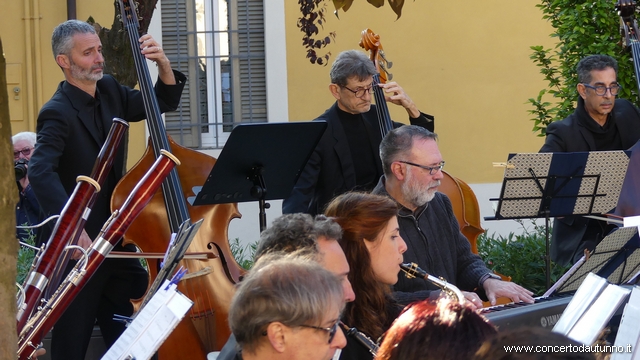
[112,0,243,356]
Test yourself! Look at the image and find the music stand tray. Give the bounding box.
[192,121,327,232]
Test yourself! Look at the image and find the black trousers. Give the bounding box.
[50,254,148,360]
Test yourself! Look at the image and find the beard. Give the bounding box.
[401,170,440,208]
[70,59,104,82]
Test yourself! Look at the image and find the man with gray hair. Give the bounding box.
[228,253,347,360]
[13,131,41,244]
[540,54,640,266]
[217,213,356,360]
[373,125,534,307]
[28,19,185,360]
[283,49,434,216]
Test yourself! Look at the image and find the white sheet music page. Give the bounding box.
[567,284,631,345]
[552,272,607,335]
[101,280,193,360]
[611,286,640,360]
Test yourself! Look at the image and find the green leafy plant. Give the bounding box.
[229,238,257,270]
[528,0,637,136]
[17,228,37,285]
[478,220,570,296]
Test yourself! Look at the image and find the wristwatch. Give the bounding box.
[479,273,501,287]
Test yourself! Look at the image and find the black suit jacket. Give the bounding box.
[540,97,640,265]
[282,102,434,215]
[29,71,186,240]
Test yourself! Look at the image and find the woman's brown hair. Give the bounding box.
[376,299,497,360]
[325,191,399,340]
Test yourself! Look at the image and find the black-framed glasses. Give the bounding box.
[582,83,621,96]
[14,147,33,159]
[340,83,373,98]
[299,320,340,344]
[399,160,445,175]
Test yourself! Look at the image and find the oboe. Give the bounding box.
[339,321,378,356]
[17,118,129,332]
[400,262,465,304]
[17,150,179,360]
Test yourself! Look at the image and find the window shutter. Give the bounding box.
[160,0,266,149]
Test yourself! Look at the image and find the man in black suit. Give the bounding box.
[282,50,434,215]
[540,54,640,266]
[28,20,185,360]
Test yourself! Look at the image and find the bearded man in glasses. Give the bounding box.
[540,54,640,266]
[373,125,534,308]
[283,49,433,216]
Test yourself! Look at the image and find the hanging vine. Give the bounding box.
[298,0,406,65]
[298,0,336,65]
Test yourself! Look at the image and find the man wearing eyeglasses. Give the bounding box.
[228,253,347,360]
[373,125,534,307]
[217,213,362,360]
[283,50,434,216]
[12,131,41,244]
[540,54,640,266]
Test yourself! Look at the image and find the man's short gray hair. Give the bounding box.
[576,55,618,84]
[12,131,37,147]
[51,20,97,58]
[330,50,377,87]
[254,213,342,260]
[228,253,344,353]
[380,125,438,177]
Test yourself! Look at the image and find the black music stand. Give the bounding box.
[486,151,630,290]
[192,122,327,233]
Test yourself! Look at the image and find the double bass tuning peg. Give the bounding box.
[380,51,393,69]
[380,64,394,81]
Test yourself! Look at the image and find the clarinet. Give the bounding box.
[17,150,180,360]
[339,321,379,356]
[400,262,465,304]
[17,118,129,332]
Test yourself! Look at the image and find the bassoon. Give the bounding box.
[17,150,180,360]
[17,118,129,332]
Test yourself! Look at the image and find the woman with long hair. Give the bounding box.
[325,191,407,359]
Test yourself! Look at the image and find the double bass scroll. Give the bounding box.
[359,28,395,137]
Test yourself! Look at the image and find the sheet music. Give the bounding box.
[543,255,586,297]
[102,281,193,360]
[611,286,640,360]
[553,272,607,335]
[567,284,630,345]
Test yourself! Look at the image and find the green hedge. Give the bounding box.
[478,221,570,296]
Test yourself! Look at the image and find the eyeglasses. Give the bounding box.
[14,147,33,159]
[340,83,373,98]
[399,160,445,175]
[582,83,621,96]
[299,320,340,344]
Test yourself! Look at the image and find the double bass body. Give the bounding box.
[112,136,243,354]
